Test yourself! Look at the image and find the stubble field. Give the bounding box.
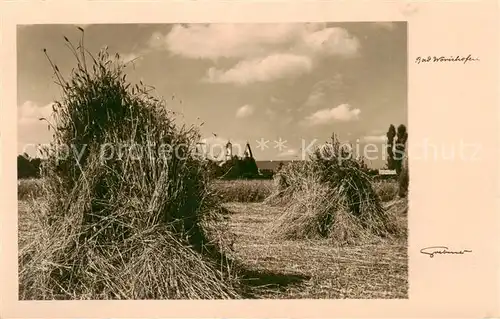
[18,178,408,299]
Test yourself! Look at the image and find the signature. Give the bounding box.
[420,246,472,258]
[415,54,479,64]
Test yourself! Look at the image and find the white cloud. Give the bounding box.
[303,103,360,125]
[156,23,360,85]
[298,27,360,57]
[18,101,55,125]
[206,54,313,85]
[235,104,255,118]
[149,31,166,49]
[164,24,307,60]
[362,134,387,143]
[18,101,56,156]
[162,23,359,60]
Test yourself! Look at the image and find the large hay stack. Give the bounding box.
[19,32,239,299]
[266,136,406,245]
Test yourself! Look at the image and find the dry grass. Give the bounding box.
[18,33,240,300]
[224,202,408,298]
[20,198,408,299]
[18,178,45,200]
[266,156,406,245]
[210,179,274,203]
[373,180,399,202]
[19,199,240,300]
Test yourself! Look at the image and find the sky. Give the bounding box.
[17,22,407,168]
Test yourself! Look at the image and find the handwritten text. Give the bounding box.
[420,246,472,258]
[415,55,479,64]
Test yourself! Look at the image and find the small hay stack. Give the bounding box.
[266,136,406,245]
[18,32,240,299]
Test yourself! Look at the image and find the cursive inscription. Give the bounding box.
[415,54,479,64]
[420,246,472,258]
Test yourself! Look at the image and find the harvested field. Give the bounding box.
[222,202,408,298]
[19,196,408,299]
[210,179,274,203]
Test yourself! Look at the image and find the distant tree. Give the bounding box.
[219,156,242,179]
[204,159,224,179]
[398,160,409,198]
[394,124,408,175]
[277,162,284,172]
[17,154,41,179]
[386,124,396,169]
[259,169,274,179]
[240,156,259,178]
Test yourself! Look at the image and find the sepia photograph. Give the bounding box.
[16,22,409,300]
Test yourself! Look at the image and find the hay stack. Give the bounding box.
[19,33,239,299]
[266,138,406,245]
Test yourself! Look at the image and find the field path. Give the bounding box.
[223,202,408,299]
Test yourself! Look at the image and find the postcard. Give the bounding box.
[1,0,498,318]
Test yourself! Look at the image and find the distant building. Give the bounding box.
[225,140,233,161]
[378,169,397,176]
[219,139,302,173]
[243,142,253,159]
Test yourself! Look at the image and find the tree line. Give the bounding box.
[17,153,42,179]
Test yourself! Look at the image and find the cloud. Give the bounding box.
[149,31,166,49]
[362,134,387,143]
[163,24,304,60]
[18,101,55,125]
[303,74,344,108]
[155,23,360,85]
[235,104,255,118]
[298,27,360,57]
[303,103,360,125]
[206,54,313,85]
[162,23,359,60]
[18,101,56,155]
